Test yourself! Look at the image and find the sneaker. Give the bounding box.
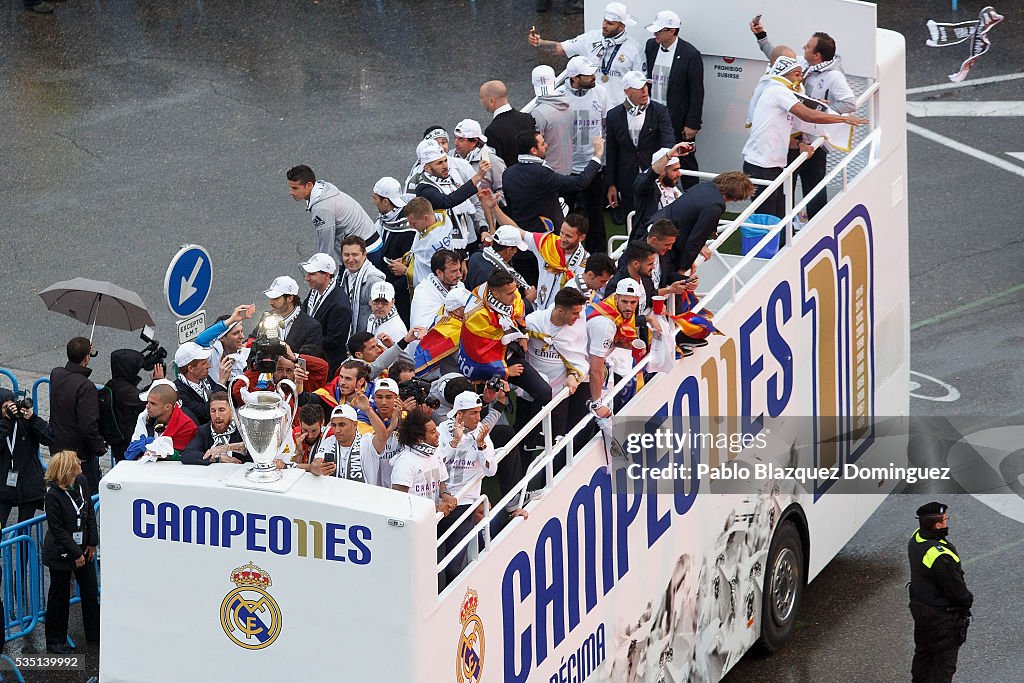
[678,334,708,347]
[27,2,55,12]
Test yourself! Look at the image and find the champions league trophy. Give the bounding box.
[229,375,297,484]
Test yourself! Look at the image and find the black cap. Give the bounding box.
[916,501,947,518]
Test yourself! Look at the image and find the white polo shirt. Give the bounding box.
[391,446,449,503]
[741,80,801,169]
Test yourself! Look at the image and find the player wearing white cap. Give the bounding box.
[172,342,225,426]
[528,2,645,102]
[450,118,506,232]
[411,138,491,253]
[362,378,403,488]
[309,404,385,483]
[529,65,573,175]
[366,281,408,341]
[586,277,644,414]
[299,252,350,373]
[262,274,324,351]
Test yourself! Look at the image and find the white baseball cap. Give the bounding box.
[651,147,681,168]
[531,65,559,97]
[615,278,644,298]
[645,9,680,33]
[493,225,530,250]
[174,342,213,368]
[444,285,470,311]
[566,56,599,78]
[369,281,396,302]
[138,378,178,402]
[372,176,408,208]
[447,390,483,418]
[604,2,637,26]
[330,404,358,422]
[265,275,299,298]
[423,127,449,143]
[622,70,651,91]
[417,140,447,165]
[299,253,337,275]
[453,119,487,143]
[373,377,400,396]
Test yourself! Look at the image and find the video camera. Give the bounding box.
[248,312,287,374]
[140,325,168,372]
[398,378,440,410]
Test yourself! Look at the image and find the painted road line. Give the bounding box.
[906,122,1024,179]
[1009,153,1024,162]
[906,101,1024,117]
[906,71,1024,95]
[911,281,1024,331]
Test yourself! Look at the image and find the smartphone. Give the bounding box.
[296,357,307,372]
[753,13,762,24]
[245,303,256,317]
[323,452,336,464]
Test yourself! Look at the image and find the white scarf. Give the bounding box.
[482,246,530,289]
[343,261,385,335]
[211,421,238,447]
[368,308,399,334]
[331,432,365,482]
[306,275,337,318]
[486,289,526,346]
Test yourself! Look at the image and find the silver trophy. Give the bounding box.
[229,376,297,483]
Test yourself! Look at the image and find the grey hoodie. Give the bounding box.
[529,93,574,175]
[306,181,377,265]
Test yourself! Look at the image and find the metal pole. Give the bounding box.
[88,294,101,342]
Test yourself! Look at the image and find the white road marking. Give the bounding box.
[949,426,1024,526]
[906,71,1024,95]
[906,101,1024,117]
[908,370,960,402]
[906,122,1024,179]
[1008,152,1024,162]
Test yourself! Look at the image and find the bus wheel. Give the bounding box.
[758,522,804,653]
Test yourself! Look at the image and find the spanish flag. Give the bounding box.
[458,286,526,381]
[671,291,723,339]
[586,294,638,346]
[531,229,573,286]
[414,313,463,376]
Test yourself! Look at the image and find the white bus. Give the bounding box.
[99,2,909,681]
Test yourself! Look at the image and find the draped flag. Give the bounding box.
[671,291,724,340]
[414,313,463,376]
[926,6,1004,82]
[457,288,526,381]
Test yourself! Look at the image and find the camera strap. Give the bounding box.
[5,422,17,460]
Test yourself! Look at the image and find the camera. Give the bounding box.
[485,375,504,393]
[140,325,168,372]
[248,312,287,374]
[398,378,440,410]
[5,391,32,419]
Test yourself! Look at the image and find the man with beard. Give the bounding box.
[631,144,692,237]
[371,177,415,318]
[411,249,464,329]
[173,342,228,427]
[261,275,324,351]
[411,140,491,253]
[464,227,535,305]
[181,392,248,465]
[451,119,506,232]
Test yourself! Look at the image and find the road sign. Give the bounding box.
[176,310,206,345]
[164,245,213,318]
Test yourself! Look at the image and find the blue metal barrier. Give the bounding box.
[0,370,17,396]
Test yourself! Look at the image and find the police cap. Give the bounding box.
[916,501,947,518]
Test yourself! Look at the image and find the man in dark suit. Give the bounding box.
[300,253,351,374]
[261,275,325,353]
[480,80,536,168]
[644,10,704,189]
[605,71,675,223]
[173,342,227,426]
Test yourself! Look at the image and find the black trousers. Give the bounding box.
[787,147,828,218]
[742,161,785,219]
[45,562,100,649]
[0,502,39,528]
[570,169,608,255]
[910,602,964,683]
[80,456,101,498]
[549,383,593,471]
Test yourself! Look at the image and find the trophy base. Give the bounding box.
[245,466,284,484]
[224,465,304,494]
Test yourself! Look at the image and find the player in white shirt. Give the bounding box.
[410,249,463,329]
[362,378,403,488]
[391,411,456,515]
[528,2,645,102]
[308,403,387,483]
[365,281,408,341]
[389,197,455,289]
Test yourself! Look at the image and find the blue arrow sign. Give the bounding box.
[164,245,213,318]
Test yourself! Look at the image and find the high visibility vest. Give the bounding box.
[907,528,962,608]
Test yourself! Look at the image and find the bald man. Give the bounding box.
[124,382,198,460]
[480,80,537,168]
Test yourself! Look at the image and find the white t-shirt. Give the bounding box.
[390,446,449,503]
[409,213,454,288]
[313,434,379,483]
[525,233,589,311]
[437,419,496,505]
[560,30,645,102]
[741,80,800,169]
[410,275,449,328]
[568,84,613,173]
[586,315,618,358]
[626,106,646,147]
[525,308,588,393]
[650,40,676,105]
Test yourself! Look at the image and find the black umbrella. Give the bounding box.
[39,278,155,340]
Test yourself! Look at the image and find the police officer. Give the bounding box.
[907,502,973,683]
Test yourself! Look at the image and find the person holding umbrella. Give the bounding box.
[49,337,107,496]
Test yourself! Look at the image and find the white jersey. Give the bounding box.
[409,212,454,288]
[437,418,496,506]
[568,84,613,173]
[742,80,801,169]
[561,30,645,103]
[391,445,449,503]
[410,275,449,328]
[525,308,588,393]
[361,418,401,489]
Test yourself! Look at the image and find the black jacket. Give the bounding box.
[644,38,705,137]
[631,167,669,236]
[483,108,537,168]
[908,529,973,611]
[286,310,326,354]
[651,182,726,272]
[502,158,601,233]
[174,376,228,426]
[42,475,98,571]
[49,362,106,459]
[604,100,675,192]
[104,349,146,453]
[181,424,248,466]
[0,411,53,506]
[302,284,351,373]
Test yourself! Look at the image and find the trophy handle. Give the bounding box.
[277,378,299,427]
[228,375,250,431]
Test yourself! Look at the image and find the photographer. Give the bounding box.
[102,349,165,462]
[0,390,54,527]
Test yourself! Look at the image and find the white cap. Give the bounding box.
[453,119,487,143]
[622,70,651,91]
[299,253,337,275]
[444,285,470,311]
[651,147,681,168]
[615,278,644,298]
[423,127,449,143]
[493,225,530,250]
[372,176,408,208]
[566,56,599,78]
[330,404,358,422]
[265,275,299,298]
[645,9,680,33]
[417,140,447,165]
[139,378,178,402]
[370,281,396,302]
[531,65,559,97]
[174,342,213,368]
[373,378,400,396]
[447,390,483,417]
[604,2,637,26]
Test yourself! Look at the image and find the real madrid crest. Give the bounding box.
[220,561,283,650]
[456,589,485,683]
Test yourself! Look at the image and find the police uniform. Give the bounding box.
[907,502,973,683]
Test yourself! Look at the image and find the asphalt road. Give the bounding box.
[2,1,1023,682]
